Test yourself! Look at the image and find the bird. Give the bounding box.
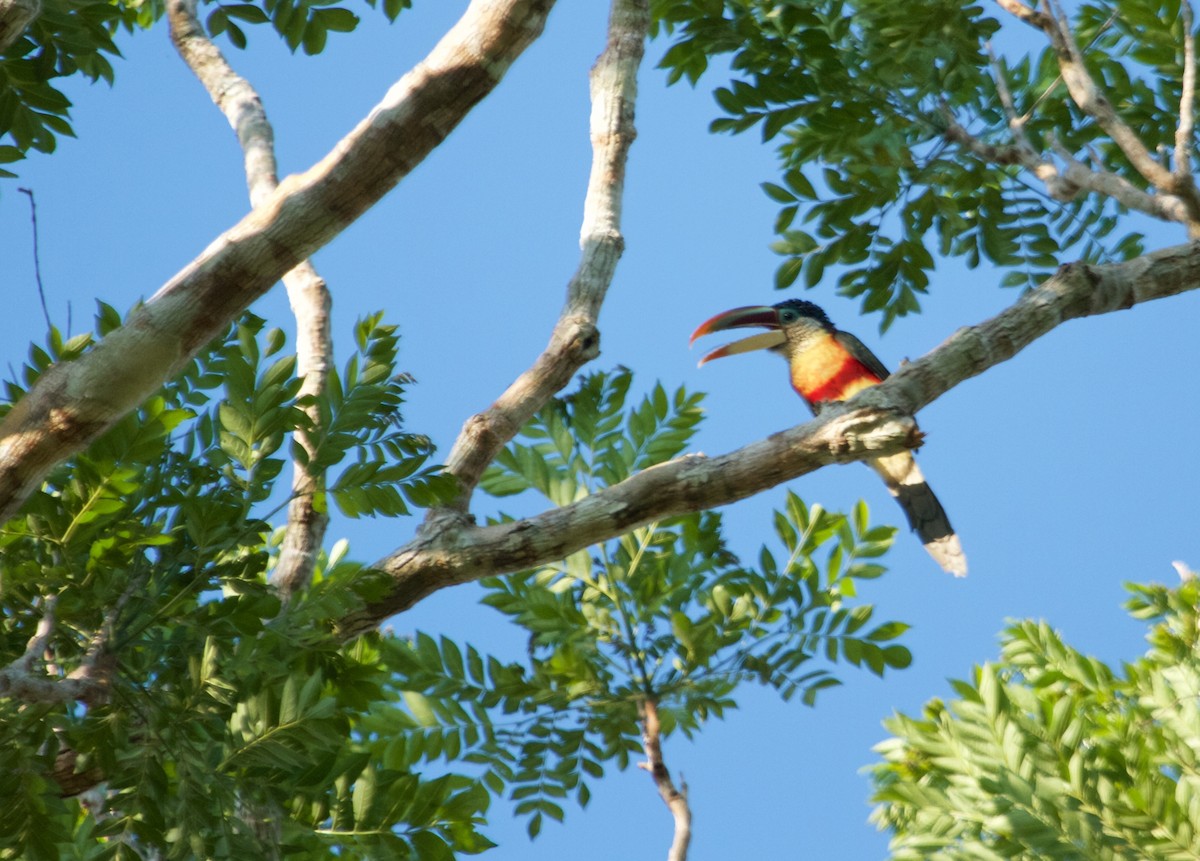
[690,298,966,577]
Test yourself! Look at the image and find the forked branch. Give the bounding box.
[438,0,649,508]
[990,0,1200,231]
[0,594,107,704]
[0,0,557,524]
[168,0,333,597]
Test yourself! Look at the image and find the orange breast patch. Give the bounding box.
[789,334,882,404]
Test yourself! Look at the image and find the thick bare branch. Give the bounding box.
[336,239,1200,637]
[438,0,648,507]
[638,698,691,861]
[869,242,1200,416]
[166,0,333,596]
[0,0,38,52]
[167,0,279,205]
[272,273,333,597]
[0,0,556,524]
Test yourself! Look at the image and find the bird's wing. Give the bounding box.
[834,330,890,381]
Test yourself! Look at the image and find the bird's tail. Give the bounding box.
[868,452,967,577]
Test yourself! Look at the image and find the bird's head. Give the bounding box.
[689,299,834,365]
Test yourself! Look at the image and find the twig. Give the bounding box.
[940,109,1080,201]
[638,697,691,861]
[986,43,1030,143]
[16,187,52,332]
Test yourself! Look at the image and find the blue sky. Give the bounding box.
[3,2,1199,858]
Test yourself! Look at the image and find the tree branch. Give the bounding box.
[944,35,1200,225]
[995,0,1200,229]
[993,0,1050,29]
[337,407,921,635]
[0,594,98,704]
[0,0,39,52]
[942,109,1196,222]
[0,0,556,525]
[940,109,1078,202]
[337,240,1200,637]
[1177,0,1196,185]
[167,0,333,597]
[638,698,691,861]
[438,0,648,509]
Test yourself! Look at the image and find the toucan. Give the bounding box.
[690,299,966,577]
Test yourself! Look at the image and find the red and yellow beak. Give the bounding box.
[689,305,787,366]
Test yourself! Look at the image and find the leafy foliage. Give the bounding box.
[305,312,454,518]
[651,0,1157,326]
[0,356,913,857]
[0,0,411,175]
[870,573,1200,860]
[0,307,466,859]
[0,0,129,175]
[412,369,912,835]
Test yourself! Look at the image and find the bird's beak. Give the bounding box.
[689,305,786,366]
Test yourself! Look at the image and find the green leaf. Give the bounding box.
[352,765,377,823]
[302,21,328,54]
[762,181,796,203]
[314,7,359,31]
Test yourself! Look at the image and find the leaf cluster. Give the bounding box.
[651,0,1157,326]
[378,370,914,835]
[0,0,131,175]
[204,0,372,56]
[871,575,1200,860]
[0,306,464,859]
[0,0,413,173]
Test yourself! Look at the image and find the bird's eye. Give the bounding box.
[778,308,798,323]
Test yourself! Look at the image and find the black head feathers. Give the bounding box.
[772,299,834,331]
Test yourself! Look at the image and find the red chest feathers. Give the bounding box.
[789,334,883,405]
